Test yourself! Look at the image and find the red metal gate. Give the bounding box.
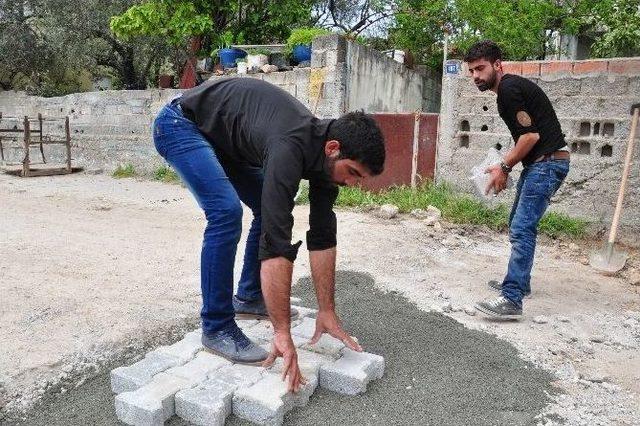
[362,113,438,192]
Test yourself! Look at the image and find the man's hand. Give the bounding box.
[263,331,306,393]
[310,310,362,352]
[484,163,508,195]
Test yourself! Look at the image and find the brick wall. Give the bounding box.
[437,57,640,233]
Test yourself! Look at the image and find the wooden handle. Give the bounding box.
[608,106,639,243]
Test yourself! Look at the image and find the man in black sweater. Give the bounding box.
[153,78,385,391]
[463,41,570,320]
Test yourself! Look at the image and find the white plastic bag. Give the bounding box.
[470,148,513,200]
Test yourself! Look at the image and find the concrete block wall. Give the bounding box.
[0,35,438,175]
[437,57,640,229]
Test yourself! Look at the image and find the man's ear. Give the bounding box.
[324,140,341,157]
[494,59,502,71]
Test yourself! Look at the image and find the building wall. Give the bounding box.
[437,57,640,229]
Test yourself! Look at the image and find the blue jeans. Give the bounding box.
[153,100,263,335]
[501,159,570,307]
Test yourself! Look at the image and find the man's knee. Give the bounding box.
[203,198,243,228]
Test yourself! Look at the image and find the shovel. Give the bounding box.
[590,103,640,274]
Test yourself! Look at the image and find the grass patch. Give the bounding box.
[153,165,181,184]
[112,163,136,179]
[300,182,588,239]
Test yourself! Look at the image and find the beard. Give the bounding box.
[475,69,497,92]
[323,155,345,186]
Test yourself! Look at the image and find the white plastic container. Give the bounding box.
[247,54,269,71]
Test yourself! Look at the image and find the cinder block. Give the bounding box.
[165,351,231,383]
[110,353,178,394]
[319,348,385,395]
[147,329,202,364]
[115,372,191,426]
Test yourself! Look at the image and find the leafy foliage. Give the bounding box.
[110,0,316,56]
[285,27,332,56]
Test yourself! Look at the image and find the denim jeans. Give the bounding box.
[501,159,570,307]
[153,99,263,335]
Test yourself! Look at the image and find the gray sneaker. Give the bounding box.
[233,295,298,320]
[475,296,522,319]
[201,325,268,365]
[488,280,532,298]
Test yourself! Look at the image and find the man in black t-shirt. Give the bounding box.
[153,78,385,391]
[463,41,570,319]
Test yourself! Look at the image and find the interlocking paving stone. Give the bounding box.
[319,347,385,395]
[111,314,384,425]
[110,352,178,394]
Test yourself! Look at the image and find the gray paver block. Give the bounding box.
[237,319,259,329]
[291,305,318,319]
[165,351,231,382]
[115,372,191,426]
[175,364,265,425]
[290,317,316,339]
[233,372,314,426]
[243,320,274,343]
[290,317,348,358]
[300,334,345,358]
[147,329,203,364]
[110,353,178,394]
[175,380,236,426]
[319,348,385,395]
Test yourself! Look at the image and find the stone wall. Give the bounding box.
[437,57,640,229]
[0,35,438,174]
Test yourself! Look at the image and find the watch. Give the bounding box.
[500,161,512,174]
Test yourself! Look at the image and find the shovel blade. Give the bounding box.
[589,245,628,274]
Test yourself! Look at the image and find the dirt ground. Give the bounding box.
[1,172,639,424]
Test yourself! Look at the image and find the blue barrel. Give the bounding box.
[292,45,312,63]
[218,48,247,68]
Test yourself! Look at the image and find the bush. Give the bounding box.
[285,27,331,57]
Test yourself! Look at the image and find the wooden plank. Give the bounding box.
[20,168,72,177]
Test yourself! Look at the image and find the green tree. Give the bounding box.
[110,0,316,55]
[390,0,449,68]
[0,0,173,94]
[563,0,640,58]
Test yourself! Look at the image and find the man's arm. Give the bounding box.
[308,248,362,351]
[486,132,539,194]
[261,257,306,392]
[258,142,305,392]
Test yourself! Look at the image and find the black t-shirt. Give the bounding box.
[179,78,338,262]
[497,74,566,165]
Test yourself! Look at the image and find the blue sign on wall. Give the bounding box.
[445,60,460,75]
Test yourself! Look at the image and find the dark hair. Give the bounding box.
[463,40,503,63]
[328,111,385,175]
